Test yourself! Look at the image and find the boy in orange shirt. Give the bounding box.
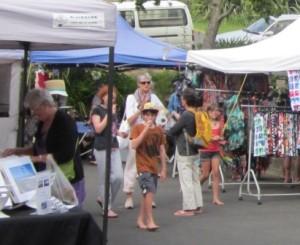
[131,102,167,231]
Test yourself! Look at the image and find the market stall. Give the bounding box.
[30,15,187,68]
[0,1,117,243]
[186,18,300,204]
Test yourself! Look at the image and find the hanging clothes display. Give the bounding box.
[253,111,298,157]
[202,74,219,109]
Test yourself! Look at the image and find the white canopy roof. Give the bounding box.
[187,18,300,74]
[0,0,116,50]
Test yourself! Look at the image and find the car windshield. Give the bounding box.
[244,17,274,34]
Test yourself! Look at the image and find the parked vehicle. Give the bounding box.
[216,14,300,43]
[114,0,194,50]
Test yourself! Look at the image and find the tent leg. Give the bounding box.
[17,42,30,147]
[102,46,115,245]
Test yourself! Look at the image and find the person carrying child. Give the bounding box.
[200,103,225,206]
[130,102,167,231]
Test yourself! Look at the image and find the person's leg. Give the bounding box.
[109,150,124,216]
[137,196,147,229]
[175,151,198,213]
[191,160,203,211]
[211,154,224,205]
[94,149,106,205]
[71,179,86,207]
[296,155,300,182]
[123,146,137,208]
[199,159,211,185]
[144,192,159,230]
[283,156,292,183]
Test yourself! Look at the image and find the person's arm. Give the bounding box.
[125,95,141,127]
[159,144,167,181]
[127,110,141,127]
[167,112,188,136]
[91,114,108,134]
[2,146,33,157]
[91,105,116,134]
[131,123,151,149]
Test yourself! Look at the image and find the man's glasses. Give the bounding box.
[139,81,151,85]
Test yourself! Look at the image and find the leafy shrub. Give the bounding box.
[215,38,253,48]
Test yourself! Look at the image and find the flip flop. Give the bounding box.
[174,210,195,217]
[193,207,203,214]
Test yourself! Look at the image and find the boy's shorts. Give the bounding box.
[138,172,158,195]
[201,151,220,161]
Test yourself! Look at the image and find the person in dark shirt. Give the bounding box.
[2,88,85,206]
[167,88,203,217]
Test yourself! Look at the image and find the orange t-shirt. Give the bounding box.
[131,124,166,174]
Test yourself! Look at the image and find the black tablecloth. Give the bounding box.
[0,207,102,245]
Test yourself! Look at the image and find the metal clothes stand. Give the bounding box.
[196,87,246,191]
[238,104,300,204]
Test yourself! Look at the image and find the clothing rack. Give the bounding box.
[195,88,240,93]
[238,104,300,204]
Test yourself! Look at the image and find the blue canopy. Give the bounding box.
[30,16,187,67]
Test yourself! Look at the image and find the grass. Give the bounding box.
[193,17,252,34]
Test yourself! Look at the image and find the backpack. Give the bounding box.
[188,109,212,147]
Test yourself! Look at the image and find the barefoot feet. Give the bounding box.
[212,200,224,206]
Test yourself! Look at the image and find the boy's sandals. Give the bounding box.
[174,210,195,217]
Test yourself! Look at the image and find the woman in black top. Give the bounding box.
[91,85,123,218]
[2,89,85,206]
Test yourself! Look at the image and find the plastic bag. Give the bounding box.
[117,117,130,149]
[46,155,78,206]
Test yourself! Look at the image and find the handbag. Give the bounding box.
[117,115,130,150]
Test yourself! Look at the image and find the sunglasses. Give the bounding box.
[140,81,151,85]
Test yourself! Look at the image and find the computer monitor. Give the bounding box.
[0,156,37,204]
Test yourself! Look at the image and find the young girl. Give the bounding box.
[200,103,225,206]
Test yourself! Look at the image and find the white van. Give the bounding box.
[114,0,194,50]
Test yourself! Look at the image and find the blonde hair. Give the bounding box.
[137,72,152,84]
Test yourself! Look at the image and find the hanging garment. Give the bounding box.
[253,113,268,157]
[287,70,300,111]
[224,95,245,151]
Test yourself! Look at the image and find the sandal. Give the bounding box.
[193,207,203,214]
[174,210,195,217]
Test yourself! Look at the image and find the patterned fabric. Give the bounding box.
[253,111,298,157]
[253,113,267,157]
[224,95,245,151]
[134,88,151,105]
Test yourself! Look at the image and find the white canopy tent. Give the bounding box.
[0,2,117,241]
[0,0,117,146]
[187,18,300,73]
[0,0,116,50]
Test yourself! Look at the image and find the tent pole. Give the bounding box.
[102,46,114,245]
[17,42,30,147]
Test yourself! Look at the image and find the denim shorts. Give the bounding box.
[138,172,158,195]
[201,151,220,161]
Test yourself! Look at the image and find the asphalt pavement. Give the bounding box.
[82,161,300,245]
